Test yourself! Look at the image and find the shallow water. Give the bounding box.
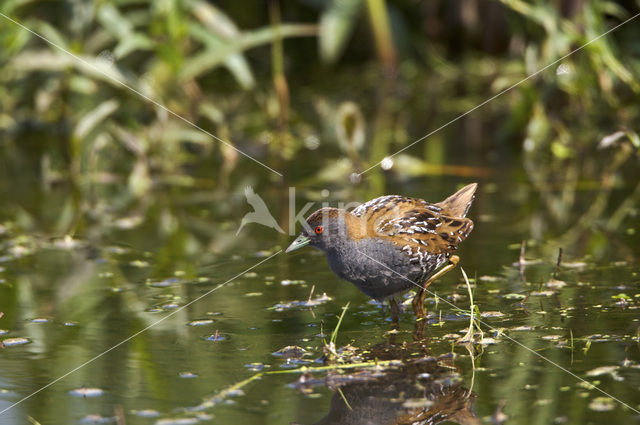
[0,175,638,425]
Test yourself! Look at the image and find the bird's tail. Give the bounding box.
[436,183,478,218]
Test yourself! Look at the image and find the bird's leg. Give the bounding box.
[412,255,460,319]
[412,289,426,319]
[389,298,400,325]
[413,316,426,339]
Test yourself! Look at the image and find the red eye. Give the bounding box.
[314,226,324,235]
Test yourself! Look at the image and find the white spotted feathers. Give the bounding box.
[349,184,477,281]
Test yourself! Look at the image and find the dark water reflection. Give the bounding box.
[309,347,479,425]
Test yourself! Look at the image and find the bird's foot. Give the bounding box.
[412,255,461,320]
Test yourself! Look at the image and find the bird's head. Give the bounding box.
[286,207,353,253]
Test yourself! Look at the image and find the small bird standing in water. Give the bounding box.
[286,183,477,320]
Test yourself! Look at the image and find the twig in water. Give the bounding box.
[337,387,353,411]
[518,240,526,281]
[518,242,530,308]
[553,247,563,280]
[200,358,407,410]
[307,285,317,319]
[114,405,126,425]
[324,303,350,360]
[491,400,508,424]
[569,328,574,366]
[458,267,483,344]
[460,343,477,398]
[307,284,315,303]
[331,303,349,346]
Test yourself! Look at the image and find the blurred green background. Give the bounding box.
[0,1,639,424]
[1,0,638,255]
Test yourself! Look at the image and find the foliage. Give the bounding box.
[0,0,638,253]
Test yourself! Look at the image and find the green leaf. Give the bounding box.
[96,4,154,59]
[29,20,69,49]
[222,53,255,89]
[1,0,37,14]
[319,0,365,63]
[190,0,240,38]
[160,125,214,146]
[11,50,132,88]
[113,34,154,59]
[128,158,151,198]
[181,23,316,81]
[74,99,119,140]
[97,3,134,38]
[625,130,640,149]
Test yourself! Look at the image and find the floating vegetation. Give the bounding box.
[280,279,306,286]
[245,363,269,372]
[478,275,503,282]
[585,366,622,381]
[0,225,638,423]
[51,235,84,250]
[588,397,616,412]
[69,387,104,398]
[503,293,527,300]
[2,337,31,347]
[611,293,632,308]
[78,415,114,424]
[196,342,477,424]
[530,290,555,297]
[114,217,144,230]
[562,261,588,269]
[272,346,308,360]
[188,319,215,327]
[480,311,505,318]
[155,418,199,425]
[147,278,181,288]
[132,410,160,418]
[510,326,535,332]
[270,293,333,311]
[541,335,563,341]
[204,330,225,342]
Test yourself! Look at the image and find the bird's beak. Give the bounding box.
[286,234,310,253]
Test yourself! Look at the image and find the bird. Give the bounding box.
[236,186,284,235]
[286,183,477,320]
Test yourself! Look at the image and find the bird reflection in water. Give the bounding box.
[293,342,480,425]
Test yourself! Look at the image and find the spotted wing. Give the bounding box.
[351,194,474,253]
[351,196,473,280]
[388,207,473,282]
[376,207,474,254]
[351,195,413,217]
